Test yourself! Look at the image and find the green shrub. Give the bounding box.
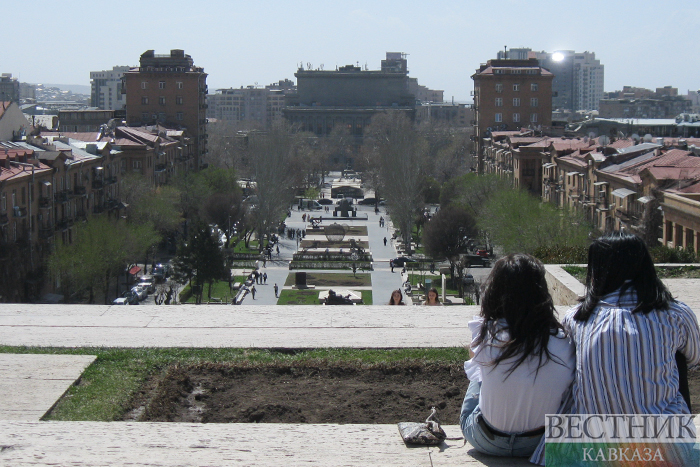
[533,245,588,264]
[649,246,699,263]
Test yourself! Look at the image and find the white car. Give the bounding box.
[131,285,148,301]
[112,297,129,305]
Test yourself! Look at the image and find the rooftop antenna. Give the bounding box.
[504,45,507,58]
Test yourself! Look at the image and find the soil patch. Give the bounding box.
[133,361,467,424]
[128,364,700,425]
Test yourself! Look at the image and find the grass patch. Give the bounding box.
[181,277,249,303]
[0,346,468,421]
[230,240,260,254]
[362,290,373,305]
[284,273,371,287]
[277,289,319,305]
[407,273,459,295]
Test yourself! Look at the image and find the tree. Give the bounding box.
[171,222,227,303]
[423,205,478,297]
[364,111,427,254]
[247,122,300,250]
[478,189,591,254]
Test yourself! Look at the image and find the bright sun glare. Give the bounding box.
[552,52,565,62]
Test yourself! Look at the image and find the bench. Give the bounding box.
[231,282,242,291]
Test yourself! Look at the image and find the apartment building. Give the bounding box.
[208,80,296,128]
[123,50,207,168]
[472,58,553,174]
[0,74,20,104]
[90,66,130,110]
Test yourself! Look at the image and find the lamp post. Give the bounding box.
[10,160,35,271]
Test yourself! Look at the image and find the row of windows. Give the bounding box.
[141,81,184,90]
[141,112,184,121]
[495,83,538,93]
[141,96,184,105]
[495,98,538,107]
[494,113,538,123]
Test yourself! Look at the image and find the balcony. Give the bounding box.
[154,164,167,173]
[39,225,54,239]
[0,212,8,226]
[38,196,51,209]
[104,176,118,185]
[92,180,104,190]
[54,191,70,204]
[74,185,87,196]
[12,206,27,218]
[106,199,121,210]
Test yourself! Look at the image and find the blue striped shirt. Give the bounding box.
[563,289,700,415]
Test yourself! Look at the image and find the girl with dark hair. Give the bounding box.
[388,289,406,305]
[460,253,574,457]
[566,231,700,415]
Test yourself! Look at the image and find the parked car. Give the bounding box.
[112,297,129,305]
[317,198,333,205]
[122,290,140,305]
[464,254,490,267]
[358,197,383,205]
[153,263,170,282]
[131,285,148,301]
[138,276,155,294]
[391,257,417,267]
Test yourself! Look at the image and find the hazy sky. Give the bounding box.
[5,0,699,101]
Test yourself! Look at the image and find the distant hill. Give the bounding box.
[38,84,91,95]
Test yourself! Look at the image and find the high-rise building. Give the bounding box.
[90,66,130,110]
[123,50,208,168]
[472,58,553,173]
[498,49,604,111]
[0,74,20,104]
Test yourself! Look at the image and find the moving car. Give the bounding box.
[317,198,333,205]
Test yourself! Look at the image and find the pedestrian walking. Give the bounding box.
[263,257,267,268]
[263,272,268,284]
[390,259,394,273]
[251,285,256,300]
[276,245,280,256]
[383,237,387,246]
[255,259,260,270]
[274,283,279,298]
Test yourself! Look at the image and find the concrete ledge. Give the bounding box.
[0,354,96,420]
[0,421,530,466]
[544,265,585,306]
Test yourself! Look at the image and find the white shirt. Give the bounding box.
[464,317,575,433]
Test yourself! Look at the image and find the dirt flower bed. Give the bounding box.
[130,361,468,425]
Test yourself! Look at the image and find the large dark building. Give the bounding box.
[284,53,415,137]
[123,50,207,168]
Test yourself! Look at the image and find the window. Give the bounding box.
[513,113,520,122]
[531,98,538,107]
[176,112,183,121]
[141,81,148,89]
[176,96,183,105]
[513,84,520,91]
[142,112,150,120]
[159,96,166,105]
[141,96,149,105]
[1,192,5,211]
[159,81,166,89]
[133,160,142,170]
[495,98,503,107]
[177,82,183,89]
[495,113,503,122]
[495,83,503,93]
[513,98,521,107]
[530,113,538,123]
[531,83,539,91]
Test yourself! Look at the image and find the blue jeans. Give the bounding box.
[459,380,543,457]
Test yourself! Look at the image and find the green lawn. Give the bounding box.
[563,265,700,284]
[283,273,371,287]
[277,289,373,305]
[0,346,467,421]
[181,276,248,303]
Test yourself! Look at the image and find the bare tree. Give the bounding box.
[364,111,427,254]
[247,122,301,250]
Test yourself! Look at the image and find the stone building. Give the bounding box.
[123,50,207,168]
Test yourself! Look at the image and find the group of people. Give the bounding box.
[459,231,700,464]
[387,287,442,306]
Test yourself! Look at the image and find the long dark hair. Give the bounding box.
[474,253,564,375]
[574,231,674,321]
[389,289,404,305]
